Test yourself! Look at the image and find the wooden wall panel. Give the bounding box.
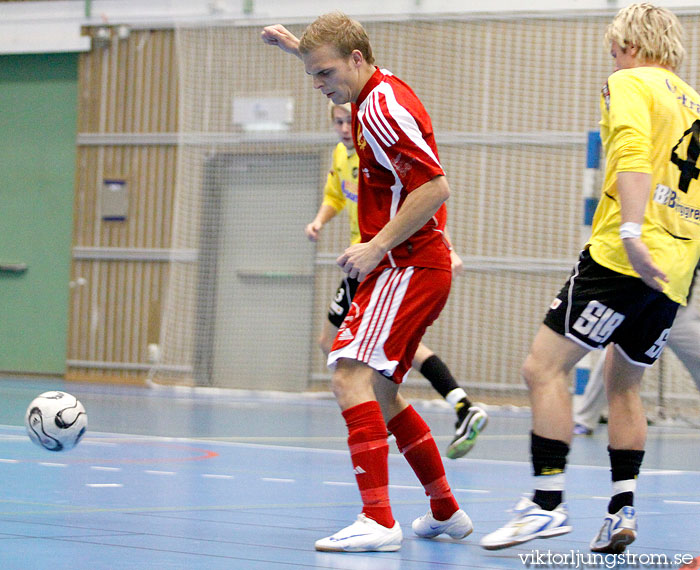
[67,29,178,383]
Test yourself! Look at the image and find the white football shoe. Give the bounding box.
[412,508,474,539]
[480,497,572,550]
[314,513,402,552]
[590,506,637,553]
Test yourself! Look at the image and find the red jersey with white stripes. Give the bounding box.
[353,67,451,272]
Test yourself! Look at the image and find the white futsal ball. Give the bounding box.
[25,391,87,452]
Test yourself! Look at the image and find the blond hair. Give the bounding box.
[299,11,375,65]
[328,101,352,121]
[605,3,685,69]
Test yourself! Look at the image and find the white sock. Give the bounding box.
[612,479,636,495]
[446,388,468,408]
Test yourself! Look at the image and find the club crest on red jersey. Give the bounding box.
[356,123,367,150]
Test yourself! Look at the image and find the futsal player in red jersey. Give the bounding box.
[262,12,473,552]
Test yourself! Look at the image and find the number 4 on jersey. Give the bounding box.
[671,119,700,193]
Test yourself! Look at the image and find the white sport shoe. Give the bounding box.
[480,497,572,550]
[590,506,637,553]
[412,509,474,539]
[314,514,402,552]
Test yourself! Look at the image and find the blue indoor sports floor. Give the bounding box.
[0,377,698,569]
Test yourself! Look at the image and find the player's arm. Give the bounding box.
[337,175,450,281]
[617,171,668,291]
[606,75,666,290]
[307,158,345,241]
[305,204,339,242]
[261,25,301,59]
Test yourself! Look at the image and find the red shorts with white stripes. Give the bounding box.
[327,266,451,383]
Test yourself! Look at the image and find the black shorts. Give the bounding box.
[544,248,679,366]
[327,275,360,328]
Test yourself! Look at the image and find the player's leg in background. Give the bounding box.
[321,276,354,356]
[412,343,488,459]
[373,374,473,540]
[318,318,339,357]
[590,344,645,553]
[573,350,608,435]
[666,303,700,392]
[481,325,585,550]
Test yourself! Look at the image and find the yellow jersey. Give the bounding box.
[590,66,700,304]
[322,142,360,245]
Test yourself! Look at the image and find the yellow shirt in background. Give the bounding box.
[322,142,360,245]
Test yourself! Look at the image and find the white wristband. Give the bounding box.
[620,222,642,239]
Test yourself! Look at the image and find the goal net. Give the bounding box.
[151,10,700,423]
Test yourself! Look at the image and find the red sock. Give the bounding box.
[387,405,458,521]
[342,401,394,528]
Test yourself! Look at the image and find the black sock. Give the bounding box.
[608,491,634,513]
[420,355,469,406]
[608,447,644,514]
[531,432,569,510]
[532,489,563,511]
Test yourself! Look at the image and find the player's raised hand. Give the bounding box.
[622,237,668,291]
[261,25,301,58]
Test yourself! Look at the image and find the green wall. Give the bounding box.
[0,53,78,374]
